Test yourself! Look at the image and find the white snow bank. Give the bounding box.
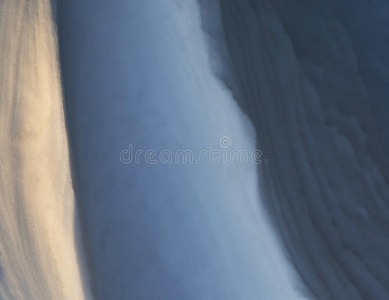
[57,0,304,299]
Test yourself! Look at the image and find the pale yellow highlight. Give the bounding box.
[0,1,91,299]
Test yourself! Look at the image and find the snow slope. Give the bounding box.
[57,0,304,299]
[217,0,389,299]
[0,1,91,299]
[1,0,386,299]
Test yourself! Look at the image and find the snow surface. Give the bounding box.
[57,0,304,299]
[218,0,389,299]
[1,0,388,299]
[0,1,91,299]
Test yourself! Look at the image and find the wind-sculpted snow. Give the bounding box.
[57,0,304,299]
[0,1,91,299]
[215,0,389,299]
[1,0,386,299]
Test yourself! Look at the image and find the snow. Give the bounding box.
[1,0,387,299]
[0,1,91,299]
[218,0,389,299]
[57,0,304,299]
